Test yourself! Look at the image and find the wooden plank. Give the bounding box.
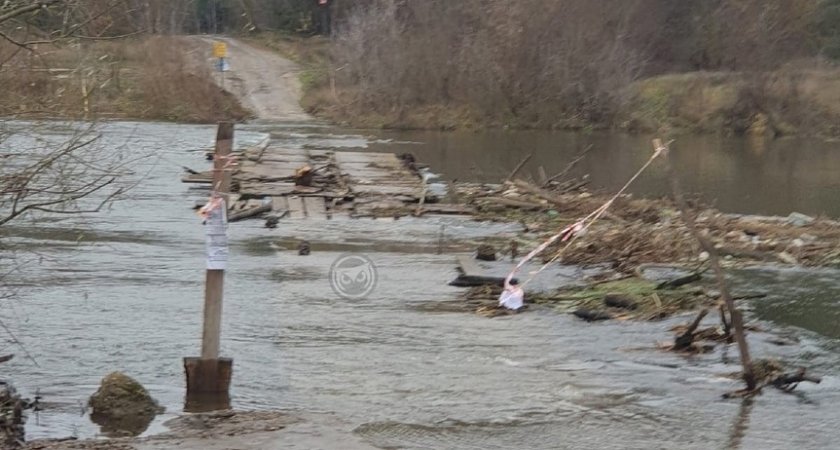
[420,204,476,215]
[238,182,298,196]
[248,155,310,164]
[307,149,333,161]
[303,197,328,219]
[286,196,305,219]
[350,185,423,197]
[334,152,401,164]
[182,172,214,183]
[238,163,301,179]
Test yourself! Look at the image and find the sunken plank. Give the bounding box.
[286,196,306,219]
[271,196,288,212]
[182,172,214,183]
[239,182,299,196]
[303,197,328,219]
[419,204,476,215]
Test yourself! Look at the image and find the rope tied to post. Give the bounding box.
[197,154,239,221]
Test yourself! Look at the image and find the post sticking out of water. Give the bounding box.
[656,138,756,391]
[184,122,234,409]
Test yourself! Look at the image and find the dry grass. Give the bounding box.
[621,67,840,137]
[0,36,252,123]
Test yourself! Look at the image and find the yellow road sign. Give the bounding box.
[212,42,227,58]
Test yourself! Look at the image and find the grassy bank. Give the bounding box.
[0,36,252,123]
[256,33,840,137]
[623,69,840,138]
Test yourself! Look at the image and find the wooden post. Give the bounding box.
[203,122,232,359]
[657,139,756,390]
[184,122,234,407]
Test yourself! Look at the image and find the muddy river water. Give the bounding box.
[2,121,840,449]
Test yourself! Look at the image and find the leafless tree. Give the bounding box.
[0,0,139,382]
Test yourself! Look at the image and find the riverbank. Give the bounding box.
[251,33,840,138]
[0,36,251,123]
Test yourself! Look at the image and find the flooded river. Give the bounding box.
[2,121,839,449]
[368,129,840,218]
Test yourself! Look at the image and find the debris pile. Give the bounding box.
[460,177,840,273]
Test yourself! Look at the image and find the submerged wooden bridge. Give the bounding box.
[183,138,473,221]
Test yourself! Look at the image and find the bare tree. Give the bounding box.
[1,4,143,444]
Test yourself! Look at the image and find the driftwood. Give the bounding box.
[506,153,533,182]
[724,365,822,398]
[673,308,709,351]
[544,144,593,187]
[477,196,544,211]
[717,246,777,262]
[537,166,548,185]
[555,178,590,194]
[772,368,822,391]
[510,179,564,206]
[508,178,624,221]
[476,244,497,261]
[414,182,429,216]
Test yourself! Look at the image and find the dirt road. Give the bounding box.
[197,36,311,122]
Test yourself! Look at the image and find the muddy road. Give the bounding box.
[195,36,311,122]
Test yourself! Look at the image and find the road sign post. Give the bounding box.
[212,41,228,89]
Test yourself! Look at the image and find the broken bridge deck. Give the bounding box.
[183,141,469,221]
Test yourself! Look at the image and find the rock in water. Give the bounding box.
[476,244,497,261]
[88,372,163,436]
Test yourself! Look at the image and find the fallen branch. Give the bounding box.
[772,368,822,392]
[506,153,533,182]
[673,308,709,351]
[414,182,429,217]
[544,144,593,186]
